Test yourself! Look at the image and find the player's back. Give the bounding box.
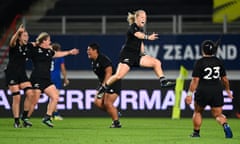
[193,56,226,85]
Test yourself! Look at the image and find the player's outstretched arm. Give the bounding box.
[53,48,79,58]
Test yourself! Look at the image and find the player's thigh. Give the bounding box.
[44,85,59,101]
[211,107,223,117]
[140,55,160,68]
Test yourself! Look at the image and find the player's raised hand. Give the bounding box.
[17,24,25,33]
[148,32,159,40]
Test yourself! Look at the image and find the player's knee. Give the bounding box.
[114,74,123,80]
[154,59,161,67]
[215,114,226,120]
[104,101,112,109]
[50,95,59,103]
[55,95,59,102]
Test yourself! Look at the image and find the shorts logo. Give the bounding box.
[109,89,114,93]
[123,58,130,63]
[10,80,15,84]
[34,83,40,88]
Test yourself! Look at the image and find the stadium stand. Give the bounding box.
[45,0,212,16]
[0,0,36,33]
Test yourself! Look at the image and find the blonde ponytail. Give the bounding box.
[127,12,135,25]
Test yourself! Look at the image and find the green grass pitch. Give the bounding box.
[0,117,239,144]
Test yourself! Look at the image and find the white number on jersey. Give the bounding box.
[203,66,220,80]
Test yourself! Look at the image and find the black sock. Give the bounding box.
[113,120,120,125]
[14,118,20,123]
[44,114,51,120]
[159,76,166,82]
[194,129,200,134]
[22,111,29,119]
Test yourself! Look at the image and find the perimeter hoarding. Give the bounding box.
[0,79,239,118]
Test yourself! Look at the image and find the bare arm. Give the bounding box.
[134,32,158,40]
[9,24,24,47]
[221,76,233,99]
[53,48,79,58]
[61,63,69,86]
[185,77,200,104]
[140,42,144,54]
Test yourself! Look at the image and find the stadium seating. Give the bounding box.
[0,0,35,33]
[45,0,212,16]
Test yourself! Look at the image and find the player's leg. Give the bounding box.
[9,85,21,128]
[104,93,121,128]
[27,89,41,118]
[52,80,63,120]
[139,55,175,87]
[94,94,106,111]
[97,63,130,97]
[43,85,59,127]
[211,107,233,138]
[190,103,204,137]
[20,81,33,127]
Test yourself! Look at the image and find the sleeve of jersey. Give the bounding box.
[129,23,139,35]
[220,61,227,77]
[51,50,55,57]
[101,56,112,69]
[192,61,201,77]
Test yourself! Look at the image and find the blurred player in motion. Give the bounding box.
[28,32,79,127]
[50,43,70,120]
[97,9,175,97]
[87,43,121,128]
[4,24,34,128]
[185,40,233,138]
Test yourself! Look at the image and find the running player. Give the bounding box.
[50,43,70,120]
[28,32,79,127]
[4,24,33,128]
[185,40,233,138]
[87,43,121,128]
[97,10,175,96]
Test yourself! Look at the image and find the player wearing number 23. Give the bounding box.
[185,40,233,138]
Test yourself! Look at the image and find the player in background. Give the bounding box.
[50,43,70,120]
[87,43,121,128]
[4,24,34,128]
[97,9,175,97]
[185,40,233,138]
[28,32,79,127]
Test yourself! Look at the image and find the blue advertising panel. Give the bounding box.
[29,34,240,70]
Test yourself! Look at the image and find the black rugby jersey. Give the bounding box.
[91,54,114,83]
[6,40,33,70]
[192,56,226,85]
[29,46,55,79]
[121,23,144,54]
